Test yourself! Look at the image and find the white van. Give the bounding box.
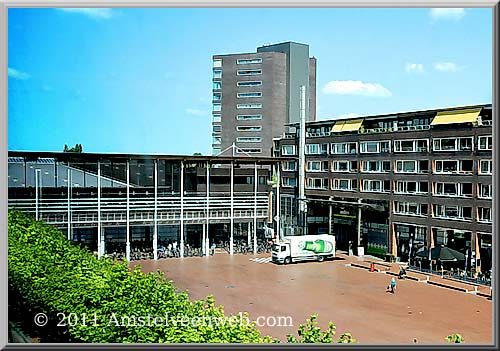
[272,234,335,264]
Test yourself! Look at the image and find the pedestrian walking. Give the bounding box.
[387,277,397,294]
[210,242,216,256]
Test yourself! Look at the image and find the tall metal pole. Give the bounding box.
[180,161,184,258]
[298,85,307,235]
[97,161,102,258]
[357,198,362,256]
[205,161,210,257]
[35,169,40,220]
[153,160,158,260]
[276,163,281,243]
[230,161,234,255]
[67,168,71,240]
[254,162,258,254]
[126,160,130,261]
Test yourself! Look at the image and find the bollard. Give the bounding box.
[370,263,375,272]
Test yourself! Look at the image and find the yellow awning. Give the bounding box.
[431,108,481,126]
[341,119,363,132]
[331,121,345,132]
[330,119,363,133]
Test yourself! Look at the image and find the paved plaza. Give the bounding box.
[134,253,492,344]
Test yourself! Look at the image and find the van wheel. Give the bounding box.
[284,257,291,265]
[317,255,325,262]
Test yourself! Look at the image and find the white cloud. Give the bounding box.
[185,108,208,117]
[430,8,466,21]
[57,8,115,19]
[434,62,465,72]
[322,80,392,98]
[8,67,31,80]
[405,62,424,74]
[336,113,362,120]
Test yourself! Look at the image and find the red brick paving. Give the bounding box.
[133,253,492,345]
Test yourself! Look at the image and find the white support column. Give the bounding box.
[153,160,158,260]
[97,161,102,258]
[254,162,258,255]
[276,163,281,244]
[230,161,234,255]
[206,161,210,257]
[247,222,251,246]
[202,223,206,255]
[126,160,130,261]
[67,168,72,240]
[180,161,184,258]
[35,169,41,220]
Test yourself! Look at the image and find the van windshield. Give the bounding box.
[272,244,280,252]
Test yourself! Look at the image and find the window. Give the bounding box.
[332,179,357,191]
[213,59,222,68]
[360,140,391,153]
[433,204,472,221]
[331,142,357,154]
[281,145,296,156]
[237,58,262,65]
[213,92,221,101]
[305,143,328,155]
[213,103,221,112]
[394,181,428,194]
[237,103,262,109]
[394,139,428,152]
[237,69,262,76]
[237,148,261,154]
[478,207,492,223]
[237,137,261,143]
[433,182,473,197]
[236,115,262,121]
[434,160,473,174]
[212,148,221,155]
[237,81,262,87]
[237,92,262,98]
[307,161,328,172]
[213,70,222,79]
[212,136,221,145]
[394,202,428,216]
[478,136,492,150]
[306,178,328,190]
[212,125,221,133]
[282,161,296,171]
[478,184,492,199]
[236,126,261,132]
[332,160,357,172]
[213,114,221,123]
[395,160,428,173]
[282,176,297,187]
[433,137,473,151]
[213,81,221,90]
[479,160,492,175]
[362,180,390,192]
[361,161,390,173]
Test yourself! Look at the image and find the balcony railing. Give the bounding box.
[306,131,331,138]
[360,125,431,134]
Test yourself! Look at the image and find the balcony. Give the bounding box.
[360,125,430,134]
[306,131,331,138]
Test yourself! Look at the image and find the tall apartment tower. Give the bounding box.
[212,41,317,156]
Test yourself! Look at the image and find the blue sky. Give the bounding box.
[8,7,492,155]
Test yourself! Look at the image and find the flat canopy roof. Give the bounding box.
[8,151,284,164]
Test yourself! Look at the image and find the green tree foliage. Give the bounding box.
[193,152,202,156]
[8,210,354,344]
[63,144,83,153]
[446,333,464,343]
[286,314,356,344]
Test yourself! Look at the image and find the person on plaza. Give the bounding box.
[210,242,216,256]
[167,242,172,257]
[398,265,407,279]
[173,241,178,257]
[387,277,397,294]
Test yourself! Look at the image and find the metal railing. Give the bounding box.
[360,125,431,134]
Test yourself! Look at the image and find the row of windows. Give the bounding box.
[284,177,492,199]
[393,202,492,223]
[213,92,263,100]
[281,136,493,156]
[213,58,263,67]
[213,103,263,111]
[211,147,262,155]
[283,159,492,175]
